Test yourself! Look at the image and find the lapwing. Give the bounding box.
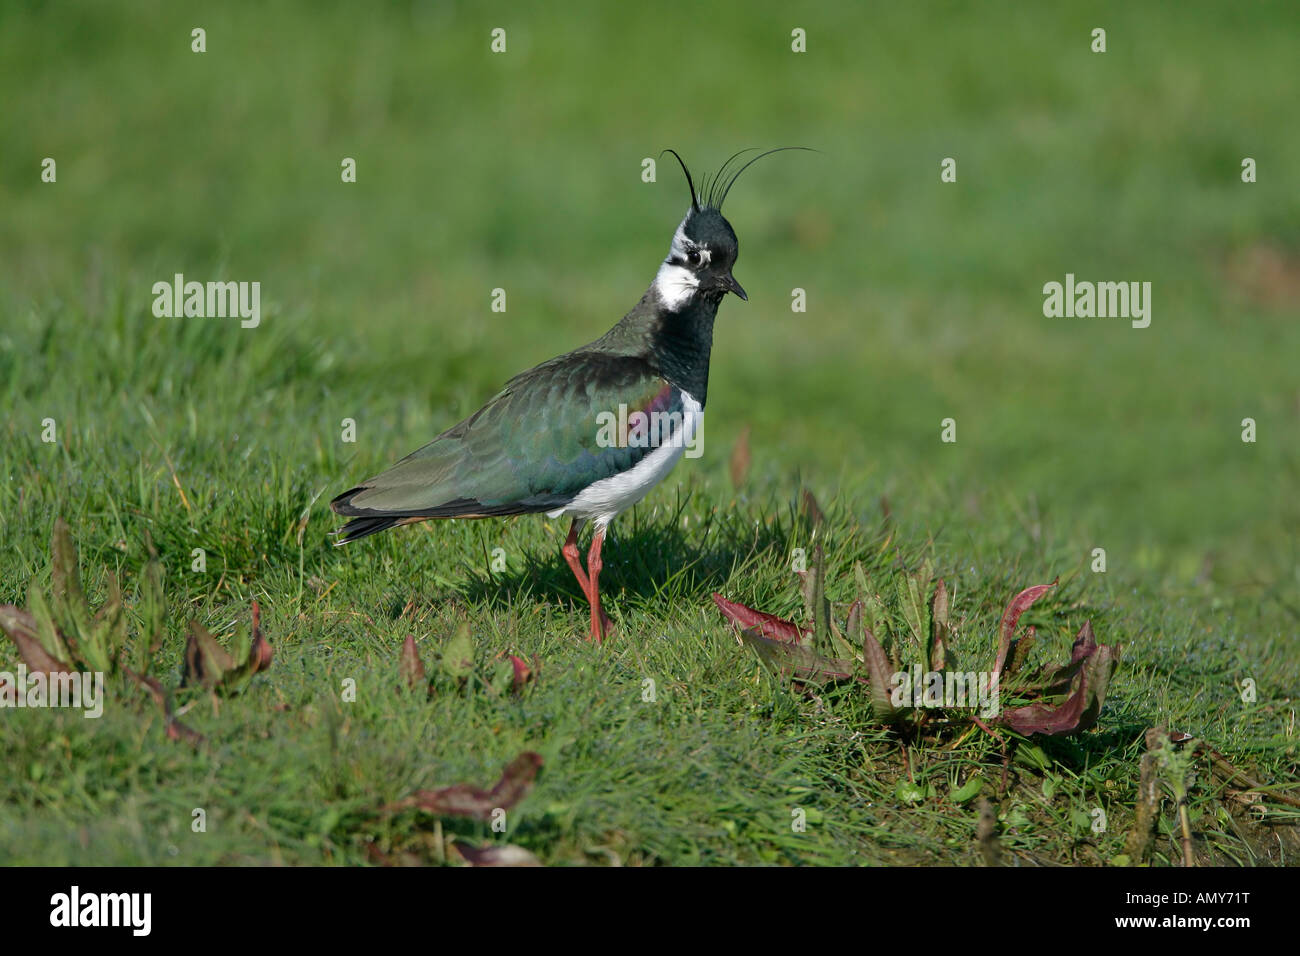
[331,149,805,642]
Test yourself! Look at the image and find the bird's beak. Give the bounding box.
[724,273,748,301]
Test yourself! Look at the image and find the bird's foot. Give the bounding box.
[588,608,616,644]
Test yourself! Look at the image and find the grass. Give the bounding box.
[0,0,1297,865]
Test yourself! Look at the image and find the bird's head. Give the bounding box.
[666,204,745,304]
[653,148,811,311]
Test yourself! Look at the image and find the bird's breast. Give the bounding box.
[547,392,704,528]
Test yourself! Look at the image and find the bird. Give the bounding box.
[330,148,806,642]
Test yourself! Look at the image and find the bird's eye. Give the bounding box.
[686,249,702,266]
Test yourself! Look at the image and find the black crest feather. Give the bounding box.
[708,147,816,210]
[660,149,699,211]
[663,147,817,214]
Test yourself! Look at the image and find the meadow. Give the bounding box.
[0,0,1297,865]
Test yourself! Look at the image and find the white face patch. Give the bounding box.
[654,214,709,310]
[652,261,700,310]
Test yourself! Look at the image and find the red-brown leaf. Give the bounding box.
[396,752,543,821]
[399,634,426,692]
[508,654,534,693]
[0,605,72,674]
[993,580,1056,676]
[712,593,810,644]
[999,669,1092,736]
[997,620,1120,736]
[249,600,274,673]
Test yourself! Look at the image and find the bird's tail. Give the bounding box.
[330,515,407,545]
[329,486,426,545]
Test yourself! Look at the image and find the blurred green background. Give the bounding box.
[1,0,1298,868]
[2,0,1296,606]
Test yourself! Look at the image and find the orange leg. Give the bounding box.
[560,519,612,642]
[587,525,606,644]
[562,519,590,594]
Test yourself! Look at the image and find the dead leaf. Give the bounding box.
[454,843,542,867]
[0,605,72,673]
[400,634,426,692]
[393,752,543,821]
[729,424,751,489]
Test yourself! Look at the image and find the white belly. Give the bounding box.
[549,393,703,528]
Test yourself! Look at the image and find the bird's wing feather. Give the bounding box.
[331,351,685,519]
